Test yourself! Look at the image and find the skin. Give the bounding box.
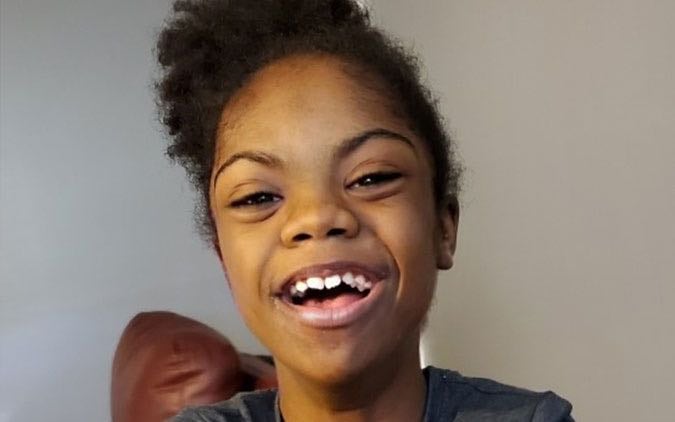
[209,54,458,422]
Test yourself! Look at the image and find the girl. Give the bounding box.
[156,0,573,420]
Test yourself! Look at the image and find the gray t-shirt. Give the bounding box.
[172,366,573,421]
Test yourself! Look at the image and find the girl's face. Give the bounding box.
[210,55,457,385]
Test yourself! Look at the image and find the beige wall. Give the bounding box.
[370,1,675,421]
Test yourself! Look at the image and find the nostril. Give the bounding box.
[327,228,347,237]
[291,228,347,243]
[292,233,312,242]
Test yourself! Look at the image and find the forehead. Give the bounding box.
[215,54,410,158]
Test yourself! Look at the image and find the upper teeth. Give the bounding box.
[289,272,373,298]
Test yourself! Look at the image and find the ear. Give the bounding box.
[435,196,459,270]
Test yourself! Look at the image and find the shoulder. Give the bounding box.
[171,389,278,422]
[424,366,573,422]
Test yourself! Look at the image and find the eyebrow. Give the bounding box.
[213,150,283,187]
[212,128,416,187]
[334,128,416,162]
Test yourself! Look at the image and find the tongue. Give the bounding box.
[303,292,365,309]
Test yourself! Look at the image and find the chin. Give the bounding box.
[279,328,406,389]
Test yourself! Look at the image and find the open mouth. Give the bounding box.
[285,272,373,309]
[275,262,390,328]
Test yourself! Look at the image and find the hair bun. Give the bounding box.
[159,0,368,68]
[276,0,369,35]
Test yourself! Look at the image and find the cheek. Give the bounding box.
[379,191,439,308]
[398,213,438,283]
[214,220,273,309]
[387,187,438,257]
[361,175,438,260]
[216,242,269,337]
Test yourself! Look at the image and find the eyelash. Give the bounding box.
[347,171,402,188]
[230,192,281,208]
[228,171,402,209]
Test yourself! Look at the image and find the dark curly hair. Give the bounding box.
[156,0,462,243]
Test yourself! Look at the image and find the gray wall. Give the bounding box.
[1,1,673,421]
[371,1,675,421]
[0,1,264,421]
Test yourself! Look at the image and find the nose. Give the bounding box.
[280,193,359,247]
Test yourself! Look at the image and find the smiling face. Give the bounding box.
[209,54,457,386]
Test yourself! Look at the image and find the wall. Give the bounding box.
[370,1,675,421]
[2,1,674,421]
[0,1,264,421]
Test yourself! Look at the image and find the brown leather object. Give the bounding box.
[239,353,280,391]
[111,311,246,422]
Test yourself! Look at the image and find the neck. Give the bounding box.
[276,339,427,422]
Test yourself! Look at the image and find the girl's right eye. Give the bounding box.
[229,192,282,209]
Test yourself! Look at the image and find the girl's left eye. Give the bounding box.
[229,192,282,208]
[347,171,402,189]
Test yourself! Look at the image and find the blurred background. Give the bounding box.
[1,0,674,420]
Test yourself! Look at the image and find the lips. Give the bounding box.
[274,260,391,329]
